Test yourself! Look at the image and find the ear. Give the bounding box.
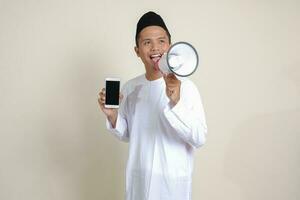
[134,46,140,57]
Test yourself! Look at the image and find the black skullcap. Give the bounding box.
[135,11,171,46]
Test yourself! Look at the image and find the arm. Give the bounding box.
[106,112,129,142]
[98,88,129,142]
[163,80,207,148]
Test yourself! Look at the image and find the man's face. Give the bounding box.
[135,26,171,78]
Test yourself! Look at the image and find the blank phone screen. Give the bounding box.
[105,81,120,105]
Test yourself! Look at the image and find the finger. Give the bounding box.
[167,84,178,89]
[98,98,105,106]
[163,73,167,81]
[163,74,172,86]
[168,73,177,78]
[165,88,170,96]
[99,88,106,96]
[99,91,106,96]
[100,92,105,98]
[167,87,175,93]
[168,74,180,83]
[100,96,105,102]
[166,80,180,88]
[168,73,178,80]
[164,74,176,83]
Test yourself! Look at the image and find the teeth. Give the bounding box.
[150,54,161,65]
[150,54,161,58]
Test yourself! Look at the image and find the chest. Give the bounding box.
[125,83,168,128]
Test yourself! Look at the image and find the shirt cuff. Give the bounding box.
[164,99,185,118]
[106,113,126,134]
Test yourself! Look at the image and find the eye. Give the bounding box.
[143,40,151,46]
[160,39,165,44]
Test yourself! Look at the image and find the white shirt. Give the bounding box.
[106,74,207,200]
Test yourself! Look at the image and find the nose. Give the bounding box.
[151,41,160,52]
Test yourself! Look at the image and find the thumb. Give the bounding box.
[163,73,168,81]
[168,73,177,80]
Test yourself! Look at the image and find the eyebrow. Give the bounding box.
[141,36,167,42]
[158,36,167,40]
[141,38,151,42]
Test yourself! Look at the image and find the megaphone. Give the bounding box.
[158,42,199,77]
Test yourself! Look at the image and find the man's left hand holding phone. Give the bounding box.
[98,77,122,128]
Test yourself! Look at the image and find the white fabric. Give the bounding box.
[106,74,207,200]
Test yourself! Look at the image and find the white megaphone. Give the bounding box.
[158,42,199,77]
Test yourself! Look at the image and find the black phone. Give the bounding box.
[105,78,120,108]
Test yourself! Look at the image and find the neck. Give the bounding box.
[145,71,162,81]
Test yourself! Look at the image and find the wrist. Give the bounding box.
[108,112,118,128]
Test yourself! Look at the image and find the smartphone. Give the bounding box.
[105,78,120,108]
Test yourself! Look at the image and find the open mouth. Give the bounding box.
[150,54,162,63]
[150,54,162,71]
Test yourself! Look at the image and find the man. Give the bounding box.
[98,11,207,200]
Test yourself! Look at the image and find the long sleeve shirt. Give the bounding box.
[106,74,207,200]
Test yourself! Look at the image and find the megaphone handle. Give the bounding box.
[154,60,168,76]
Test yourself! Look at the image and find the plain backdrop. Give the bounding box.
[0,0,299,199]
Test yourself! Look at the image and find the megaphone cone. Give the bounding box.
[158,42,199,77]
